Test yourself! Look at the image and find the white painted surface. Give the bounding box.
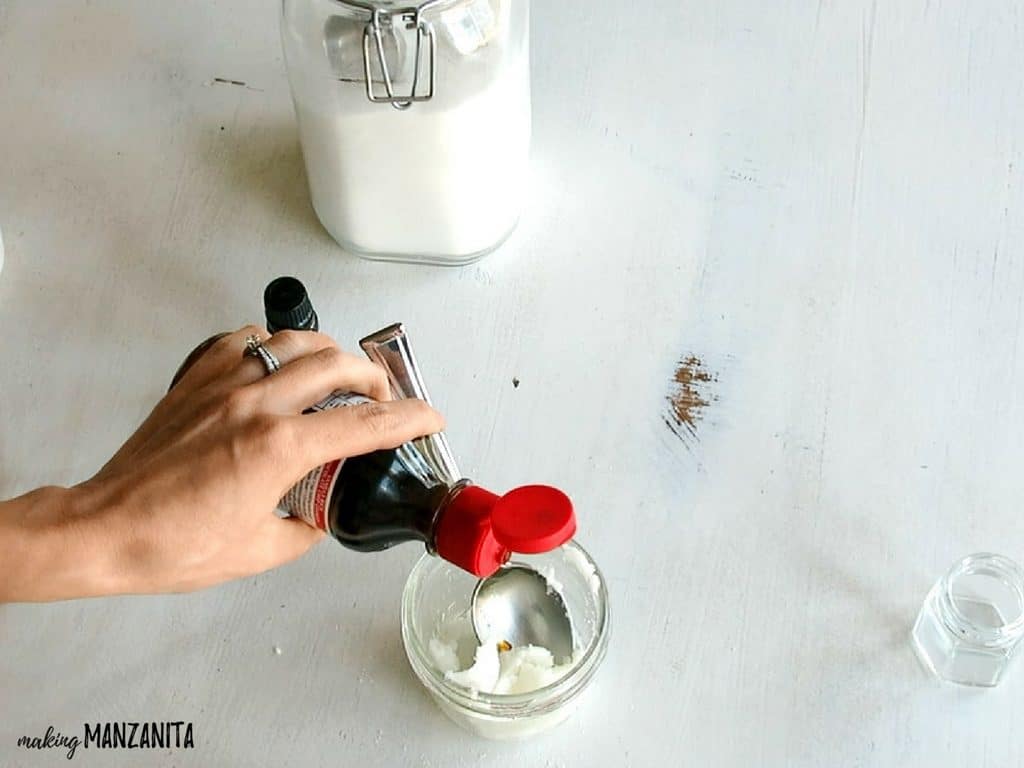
[2,1,1024,765]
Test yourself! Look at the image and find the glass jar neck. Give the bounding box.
[937,553,1024,648]
[333,0,459,16]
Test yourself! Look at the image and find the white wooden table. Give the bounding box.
[3,1,1024,765]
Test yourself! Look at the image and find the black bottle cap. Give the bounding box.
[264,276,319,333]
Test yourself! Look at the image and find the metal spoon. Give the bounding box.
[471,564,575,662]
[358,327,576,660]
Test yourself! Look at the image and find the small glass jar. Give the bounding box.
[401,542,609,739]
[912,553,1024,687]
[281,0,531,265]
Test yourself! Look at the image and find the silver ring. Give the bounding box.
[243,334,281,375]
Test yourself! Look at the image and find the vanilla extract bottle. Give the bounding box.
[173,278,575,577]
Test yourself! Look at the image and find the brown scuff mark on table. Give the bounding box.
[665,355,718,443]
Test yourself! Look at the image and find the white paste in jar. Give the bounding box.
[436,636,580,696]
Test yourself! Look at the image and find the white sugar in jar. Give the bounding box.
[282,0,530,266]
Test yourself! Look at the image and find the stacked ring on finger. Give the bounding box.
[243,334,282,376]
[227,331,393,407]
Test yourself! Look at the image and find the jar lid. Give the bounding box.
[336,0,460,11]
[333,0,496,107]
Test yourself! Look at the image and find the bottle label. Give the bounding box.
[279,390,371,531]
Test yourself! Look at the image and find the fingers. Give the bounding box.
[101,326,270,471]
[222,329,339,390]
[254,347,391,413]
[206,518,326,587]
[170,325,271,398]
[295,398,446,468]
[169,332,231,392]
[106,326,341,472]
[266,517,327,567]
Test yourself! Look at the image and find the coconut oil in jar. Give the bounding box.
[281,0,531,265]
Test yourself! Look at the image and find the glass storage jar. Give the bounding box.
[912,553,1024,687]
[281,0,531,265]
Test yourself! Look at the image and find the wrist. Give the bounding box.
[0,482,130,601]
[64,479,139,598]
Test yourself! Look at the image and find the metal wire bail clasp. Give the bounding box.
[363,7,436,110]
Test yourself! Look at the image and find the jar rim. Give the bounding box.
[332,0,467,16]
[940,552,1024,645]
[401,541,610,717]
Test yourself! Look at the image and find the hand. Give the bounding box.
[0,326,444,602]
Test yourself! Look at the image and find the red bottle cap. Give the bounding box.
[434,484,576,578]
[491,485,576,554]
[435,485,508,578]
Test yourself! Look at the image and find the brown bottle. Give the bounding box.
[171,278,575,577]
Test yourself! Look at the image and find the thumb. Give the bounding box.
[270,517,328,566]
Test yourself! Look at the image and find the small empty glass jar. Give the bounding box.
[912,553,1024,687]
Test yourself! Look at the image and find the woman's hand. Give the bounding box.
[0,326,444,602]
